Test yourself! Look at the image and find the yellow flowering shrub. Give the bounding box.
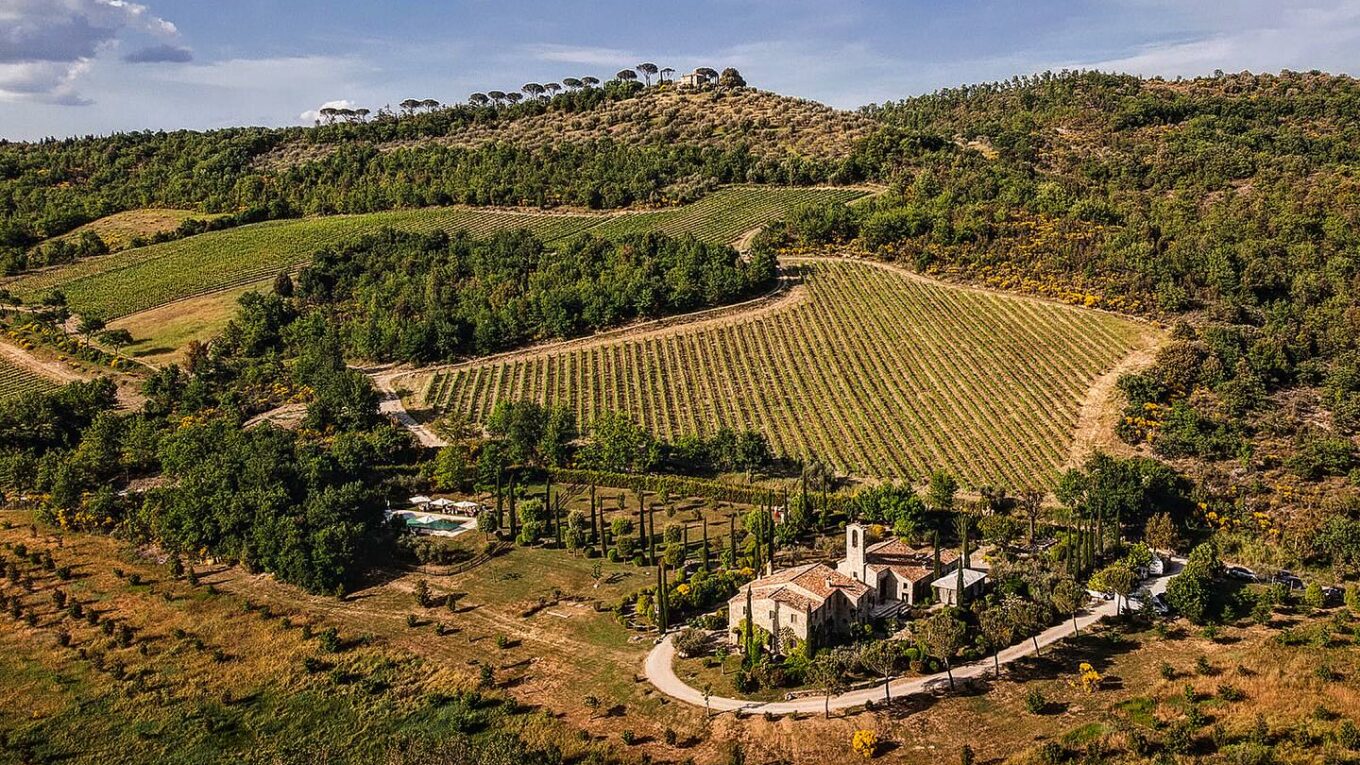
[851,729,879,759]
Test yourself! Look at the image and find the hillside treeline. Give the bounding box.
[774,70,1360,542]
[0,87,848,271]
[295,228,776,362]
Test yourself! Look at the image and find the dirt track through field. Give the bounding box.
[0,337,87,385]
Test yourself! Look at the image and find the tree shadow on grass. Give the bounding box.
[1007,632,1142,682]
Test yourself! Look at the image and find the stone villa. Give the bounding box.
[726,563,873,648]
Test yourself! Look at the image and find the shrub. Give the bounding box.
[1025,687,1048,714]
[317,627,341,653]
[1217,683,1246,702]
[1160,661,1176,680]
[620,729,636,745]
[1195,655,1214,676]
[674,627,709,658]
[851,729,879,759]
[1337,719,1360,750]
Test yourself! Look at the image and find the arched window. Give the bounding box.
[850,528,858,548]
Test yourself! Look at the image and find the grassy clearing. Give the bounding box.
[106,279,272,367]
[47,209,227,251]
[9,187,862,327]
[416,259,1156,489]
[0,356,57,400]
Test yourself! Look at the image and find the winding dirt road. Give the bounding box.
[644,558,1182,715]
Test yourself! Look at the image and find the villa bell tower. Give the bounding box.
[844,522,866,581]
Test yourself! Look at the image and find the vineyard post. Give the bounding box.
[682,524,689,564]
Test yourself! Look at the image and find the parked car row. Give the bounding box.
[1224,565,1344,605]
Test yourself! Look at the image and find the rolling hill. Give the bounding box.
[9,186,863,322]
[408,258,1159,489]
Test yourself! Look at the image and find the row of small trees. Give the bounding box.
[467,64,745,107]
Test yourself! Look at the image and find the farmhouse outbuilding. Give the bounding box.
[931,568,987,606]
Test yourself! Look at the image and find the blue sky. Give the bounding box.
[3,0,1360,140]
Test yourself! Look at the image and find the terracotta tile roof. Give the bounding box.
[728,563,872,608]
[863,540,960,584]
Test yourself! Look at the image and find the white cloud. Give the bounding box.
[520,43,636,68]
[299,98,357,123]
[0,0,188,103]
[1075,0,1360,77]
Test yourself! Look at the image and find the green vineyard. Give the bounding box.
[9,208,601,320]
[0,359,56,401]
[9,186,864,321]
[414,259,1155,489]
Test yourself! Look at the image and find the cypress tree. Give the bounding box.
[729,514,737,569]
[638,493,648,564]
[744,586,754,659]
[495,470,503,533]
[701,518,710,571]
[648,504,657,565]
[508,473,518,539]
[590,484,598,545]
[956,515,969,608]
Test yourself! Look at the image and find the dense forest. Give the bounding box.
[293,228,776,362]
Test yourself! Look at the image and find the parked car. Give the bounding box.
[1273,572,1305,591]
[1086,589,1115,601]
[1150,593,1171,615]
[923,677,955,695]
[1322,586,1344,606]
[1225,566,1257,582]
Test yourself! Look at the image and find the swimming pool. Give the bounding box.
[388,510,475,536]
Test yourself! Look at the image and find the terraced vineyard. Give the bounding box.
[586,186,864,243]
[0,358,56,401]
[413,259,1157,489]
[8,186,862,321]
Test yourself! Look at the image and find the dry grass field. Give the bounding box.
[44,209,227,251]
[261,88,876,171]
[5,508,1357,765]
